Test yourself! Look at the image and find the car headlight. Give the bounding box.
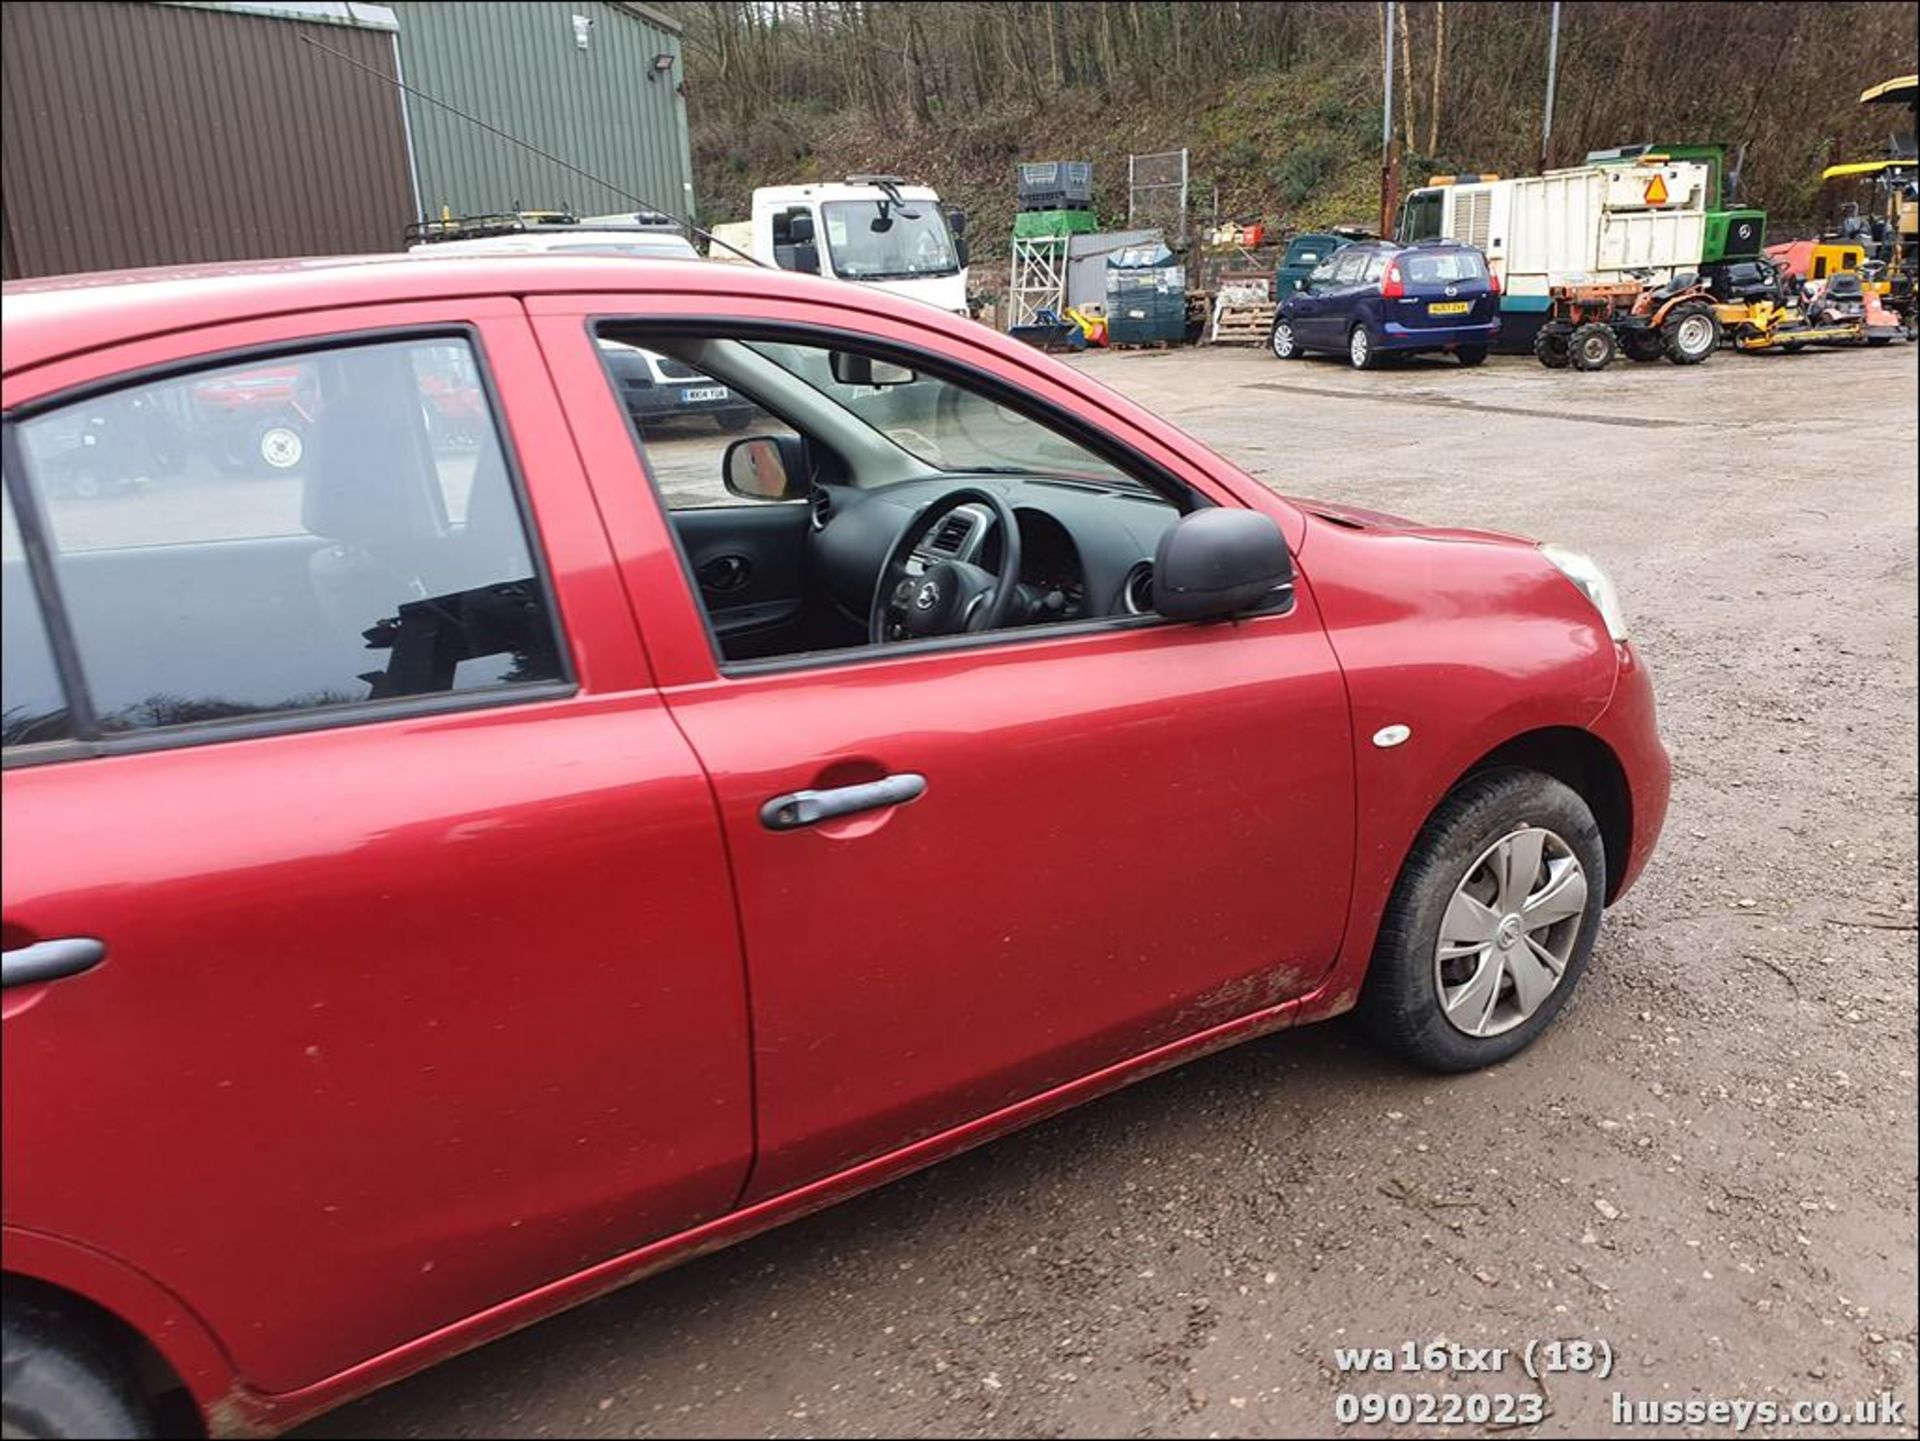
[1540,543,1629,642]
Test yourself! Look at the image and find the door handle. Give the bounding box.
[2,937,107,989]
[760,773,927,831]
[698,554,752,595]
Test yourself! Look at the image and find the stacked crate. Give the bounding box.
[1017,161,1094,213]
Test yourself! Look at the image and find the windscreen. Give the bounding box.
[820,201,959,281]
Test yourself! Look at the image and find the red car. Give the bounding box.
[0,256,1668,1438]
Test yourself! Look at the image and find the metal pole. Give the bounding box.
[1382,1,1395,154]
[1541,0,1561,171]
[1380,1,1399,236]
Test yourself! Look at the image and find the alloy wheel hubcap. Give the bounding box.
[1351,330,1368,363]
[1273,325,1294,357]
[1433,825,1587,1037]
[261,427,303,469]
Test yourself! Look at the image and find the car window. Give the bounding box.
[10,337,565,740]
[594,338,796,510]
[1363,253,1390,284]
[588,326,1180,666]
[743,341,1133,489]
[1404,249,1489,283]
[1333,251,1369,285]
[1308,258,1338,284]
[1,485,72,747]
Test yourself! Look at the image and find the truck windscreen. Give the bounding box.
[821,201,959,281]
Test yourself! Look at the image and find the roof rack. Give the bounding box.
[405,209,583,245]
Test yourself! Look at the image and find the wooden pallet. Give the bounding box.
[1211,302,1276,344]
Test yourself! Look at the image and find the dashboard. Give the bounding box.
[809,475,1182,630]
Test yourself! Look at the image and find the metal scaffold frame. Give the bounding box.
[1007,234,1071,327]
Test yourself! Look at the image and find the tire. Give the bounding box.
[1347,325,1380,370]
[715,409,754,433]
[1454,345,1488,367]
[1533,328,1570,369]
[1269,319,1301,360]
[1662,303,1720,364]
[1621,329,1665,363]
[1866,336,1892,348]
[1,1295,154,1439]
[1356,769,1607,1072]
[1568,321,1618,371]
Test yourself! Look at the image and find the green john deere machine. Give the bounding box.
[1586,143,1767,263]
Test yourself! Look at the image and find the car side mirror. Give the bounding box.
[788,213,816,245]
[947,208,969,236]
[1152,508,1293,621]
[955,234,971,268]
[830,351,916,387]
[723,436,806,501]
[790,241,820,275]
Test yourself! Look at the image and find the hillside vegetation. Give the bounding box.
[660,1,1916,265]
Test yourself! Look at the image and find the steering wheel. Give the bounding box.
[869,487,1024,645]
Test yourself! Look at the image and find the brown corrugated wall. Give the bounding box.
[1,2,415,279]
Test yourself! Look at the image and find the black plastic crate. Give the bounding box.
[1018,161,1093,213]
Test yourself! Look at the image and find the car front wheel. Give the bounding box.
[1348,325,1380,370]
[1269,319,1301,360]
[1357,769,1605,1072]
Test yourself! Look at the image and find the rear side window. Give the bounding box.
[1,486,71,747]
[8,336,566,743]
[1333,251,1369,284]
[1404,249,1488,284]
[1363,253,1390,283]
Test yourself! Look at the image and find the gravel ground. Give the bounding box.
[299,342,1918,1440]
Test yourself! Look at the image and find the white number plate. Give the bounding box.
[681,386,728,403]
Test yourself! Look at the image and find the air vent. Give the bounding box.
[809,488,832,532]
[1122,561,1155,615]
[928,514,972,555]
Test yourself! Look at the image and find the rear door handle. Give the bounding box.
[2,937,107,989]
[760,773,927,831]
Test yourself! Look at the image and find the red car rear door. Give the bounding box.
[532,292,1356,1203]
[1,300,752,1393]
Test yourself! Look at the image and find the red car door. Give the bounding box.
[533,293,1356,1202]
[0,301,752,1393]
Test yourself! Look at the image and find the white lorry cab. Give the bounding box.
[718,177,971,315]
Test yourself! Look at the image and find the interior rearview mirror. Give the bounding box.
[1152,509,1293,622]
[830,352,916,387]
[723,436,803,501]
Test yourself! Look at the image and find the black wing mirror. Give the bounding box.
[1152,509,1293,621]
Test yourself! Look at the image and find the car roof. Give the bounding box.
[0,253,907,378]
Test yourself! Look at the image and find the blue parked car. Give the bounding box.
[1270,239,1500,369]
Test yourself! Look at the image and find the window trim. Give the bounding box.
[0,323,578,765]
[580,316,1295,683]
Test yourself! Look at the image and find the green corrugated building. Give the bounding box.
[390,0,696,224]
